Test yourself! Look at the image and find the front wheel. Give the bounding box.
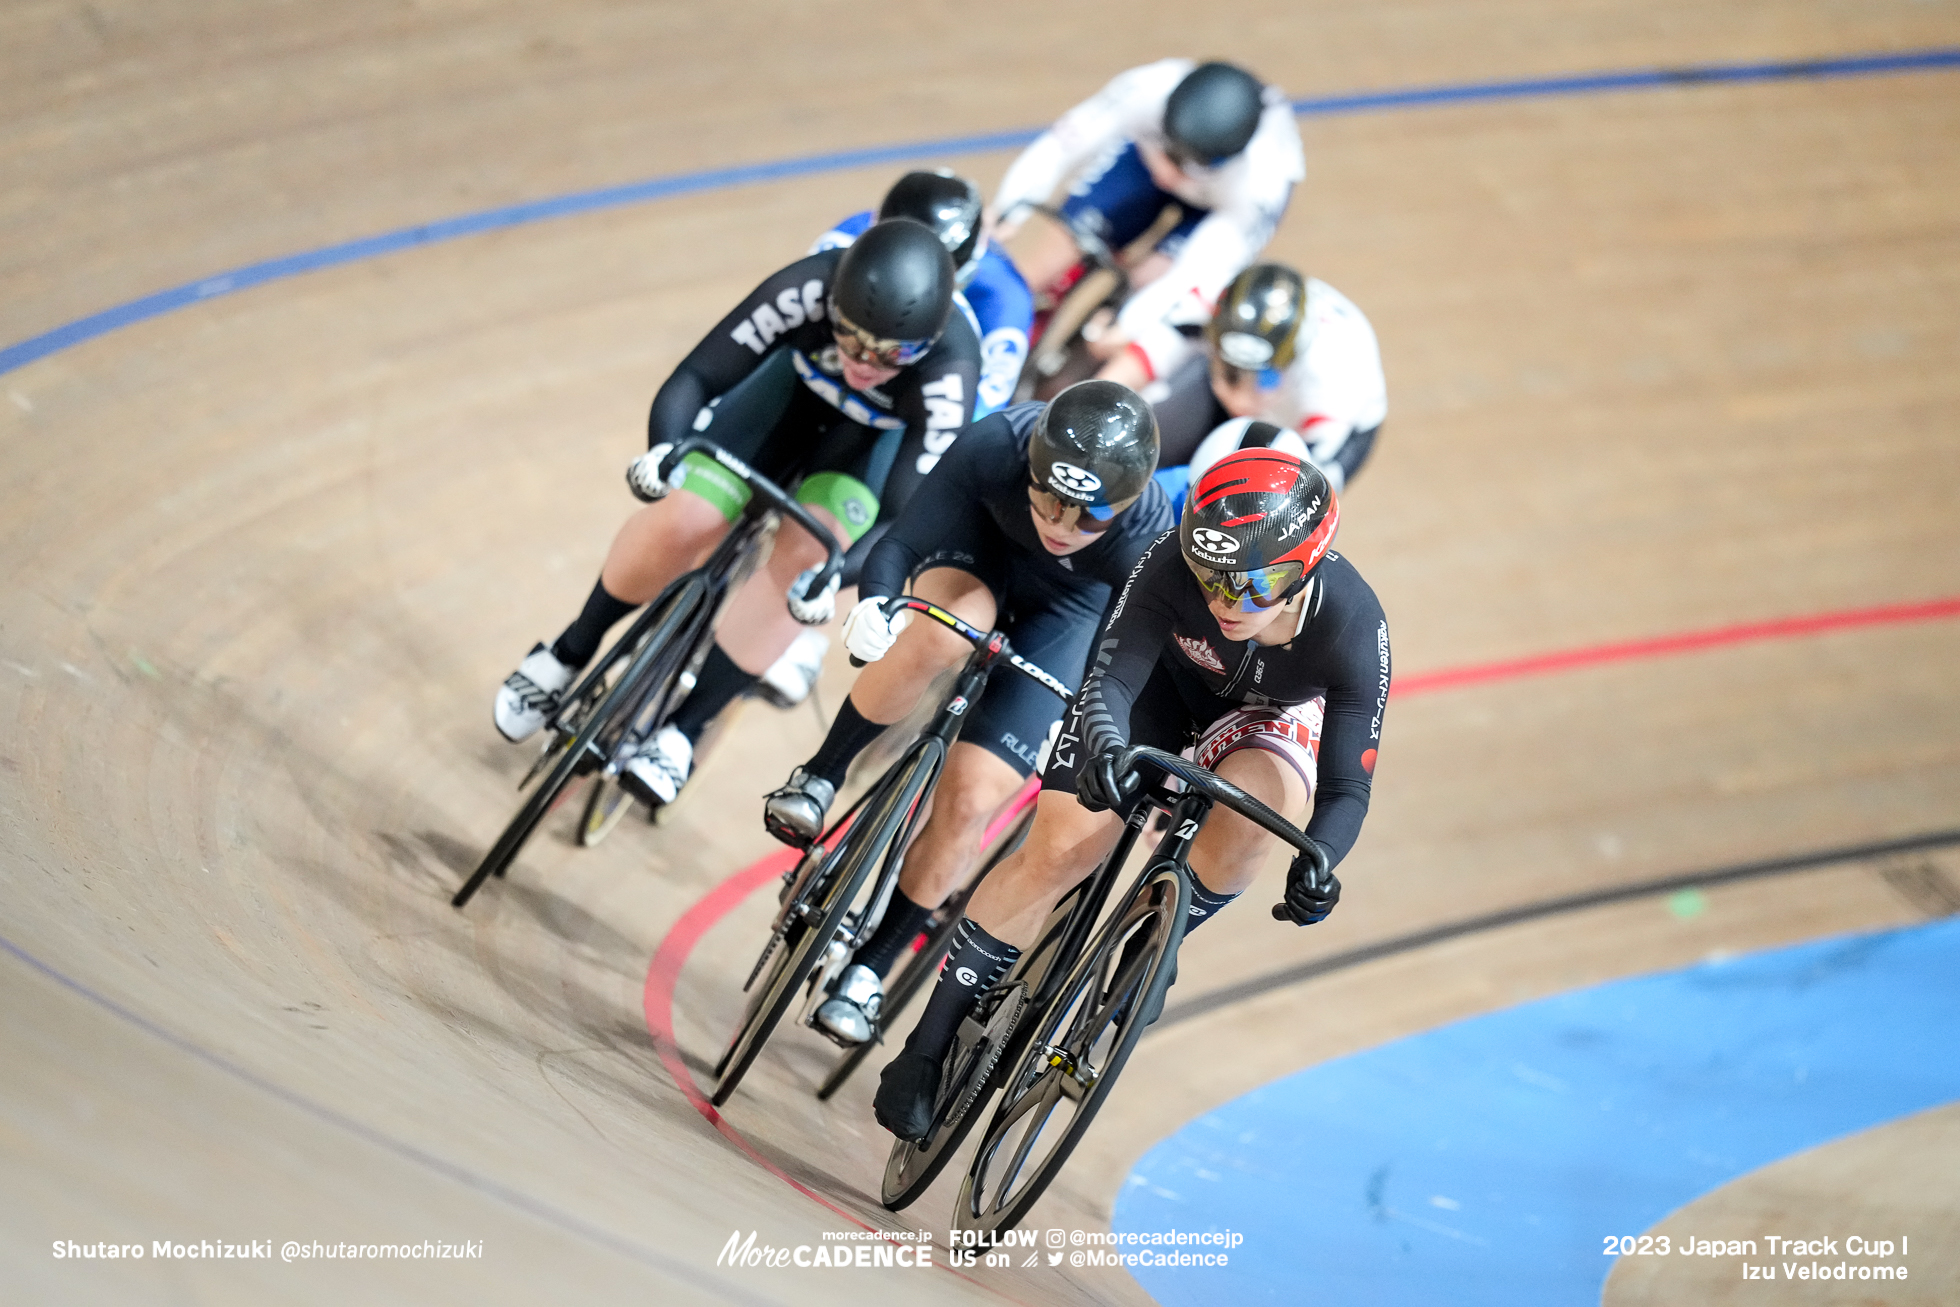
[711,746,938,1106]
[817,802,1036,1102]
[953,861,1187,1234]
[453,578,707,907]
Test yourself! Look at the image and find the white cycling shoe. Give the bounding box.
[619,725,693,806]
[495,643,575,742]
[757,629,830,709]
[815,964,884,1046]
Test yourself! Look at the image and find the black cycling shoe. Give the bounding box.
[874,1049,942,1142]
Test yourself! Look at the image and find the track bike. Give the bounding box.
[451,439,844,908]
[880,745,1326,1227]
[1006,201,1185,404]
[813,778,1038,1102]
[711,598,1070,1106]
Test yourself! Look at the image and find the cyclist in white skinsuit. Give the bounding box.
[992,59,1305,394]
[1150,262,1388,509]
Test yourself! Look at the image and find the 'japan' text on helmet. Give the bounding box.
[831,218,957,355]
[1180,448,1338,604]
[880,170,985,287]
[1163,62,1266,167]
[1029,379,1160,508]
[1207,264,1309,371]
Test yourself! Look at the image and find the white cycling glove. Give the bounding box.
[841,597,911,662]
[627,443,675,502]
[787,566,841,626]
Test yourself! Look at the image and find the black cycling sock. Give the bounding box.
[902,917,1020,1065]
[856,888,935,978]
[805,696,890,788]
[1181,879,1240,937]
[669,644,754,743]
[551,578,636,669]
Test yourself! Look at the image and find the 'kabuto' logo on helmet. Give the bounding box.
[1047,461,1103,498]
[1191,527,1240,557]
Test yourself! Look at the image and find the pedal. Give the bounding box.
[763,811,817,851]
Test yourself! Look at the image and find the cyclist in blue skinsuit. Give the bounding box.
[812,171,1034,419]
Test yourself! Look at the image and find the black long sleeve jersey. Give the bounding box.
[857,402,1174,609]
[1053,532,1391,867]
[645,250,981,508]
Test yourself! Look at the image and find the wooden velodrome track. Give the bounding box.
[5,2,1958,1303]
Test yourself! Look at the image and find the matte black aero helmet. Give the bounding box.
[1163,62,1265,167]
[880,170,985,286]
[1029,379,1160,513]
[831,218,957,365]
[1207,263,1309,371]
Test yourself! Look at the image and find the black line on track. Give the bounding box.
[1154,825,1960,1029]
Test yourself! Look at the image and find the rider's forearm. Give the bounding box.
[1301,779,1370,868]
[993,133,1070,216]
[645,365,714,450]
[854,535,916,606]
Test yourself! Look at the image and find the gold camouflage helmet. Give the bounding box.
[1205,263,1309,372]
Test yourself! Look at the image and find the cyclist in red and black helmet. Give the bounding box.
[872,447,1390,1141]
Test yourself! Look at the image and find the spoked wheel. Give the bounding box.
[576,776,636,847]
[711,747,938,1107]
[452,578,706,907]
[954,862,1188,1234]
[877,874,1083,1211]
[817,803,1036,1101]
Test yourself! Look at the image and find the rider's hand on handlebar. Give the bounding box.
[987,202,1027,244]
[841,596,910,662]
[1075,744,1142,813]
[627,443,675,502]
[1275,840,1341,926]
[787,566,840,625]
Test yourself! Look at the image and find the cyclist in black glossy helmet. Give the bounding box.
[491,217,979,812]
[873,446,1389,1142]
[760,379,1171,1048]
[991,58,1304,392]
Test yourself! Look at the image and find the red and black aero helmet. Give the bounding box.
[1179,447,1338,609]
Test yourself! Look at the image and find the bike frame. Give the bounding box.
[452,438,843,908]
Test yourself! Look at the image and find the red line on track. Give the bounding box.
[1394,595,1960,697]
[642,782,1038,1294]
[642,594,1960,1252]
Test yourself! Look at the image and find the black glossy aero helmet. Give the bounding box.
[1163,62,1265,168]
[830,218,957,367]
[1028,380,1160,529]
[1207,263,1309,372]
[1180,448,1338,610]
[880,170,985,287]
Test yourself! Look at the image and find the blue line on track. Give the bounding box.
[3,46,1957,379]
[1113,919,1960,1306]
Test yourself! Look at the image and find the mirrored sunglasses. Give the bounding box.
[1028,481,1134,534]
[1186,555,1305,611]
[831,303,935,369]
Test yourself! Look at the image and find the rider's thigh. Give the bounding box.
[764,504,846,578]
[848,566,995,721]
[601,492,728,603]
[966,789,1125,947]
[1188,746,1310,897]
[911,566,999,629]
[897,742,1027,904]
[934,740,1027,831]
